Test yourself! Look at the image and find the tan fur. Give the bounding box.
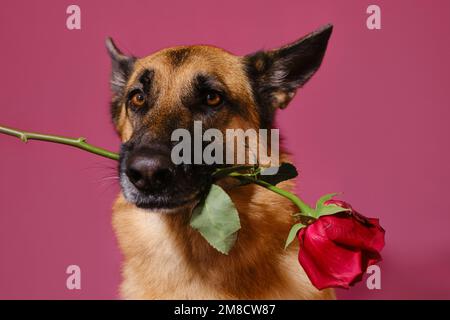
[113,154,334,299]
[112,45,335,299]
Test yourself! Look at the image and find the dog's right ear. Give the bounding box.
[105,37,135,95]
[245,24,332,112]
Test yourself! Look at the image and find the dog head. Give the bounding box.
[107,24,332,212]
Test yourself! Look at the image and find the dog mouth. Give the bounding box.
[119,166,213,212]
[131,189,204,211]
[118,143,216,212]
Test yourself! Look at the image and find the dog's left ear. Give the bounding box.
[245,24,333,110]
[105,37,136,95]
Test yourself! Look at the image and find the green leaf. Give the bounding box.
[190,184,241,255]
[284,222,306,249]
[316,204,350,217]
[314,193,350,218]
[259,163,298,186]
[315,193,338,212]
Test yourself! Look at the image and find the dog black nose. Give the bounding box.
[125,150,174,192]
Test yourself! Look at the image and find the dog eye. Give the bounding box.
[205,92,222,107]
[130,92,146,107]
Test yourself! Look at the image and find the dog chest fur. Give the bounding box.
[112,175,335,300]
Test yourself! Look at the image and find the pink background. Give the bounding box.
[0,0,449,299]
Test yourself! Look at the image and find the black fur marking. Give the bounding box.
[181,73,246,119]
[126,69,156,116]
[194,74,227,93]
[181,73,226,110]
[167,48,192,67]
[139,69,154,92]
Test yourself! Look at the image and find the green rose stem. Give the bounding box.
[0,124,119,161]
[229,173,315,219]
[0,123,314,220]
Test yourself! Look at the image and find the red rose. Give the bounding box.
[297,200,385,290]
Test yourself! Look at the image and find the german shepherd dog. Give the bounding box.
[107,24,334,299]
